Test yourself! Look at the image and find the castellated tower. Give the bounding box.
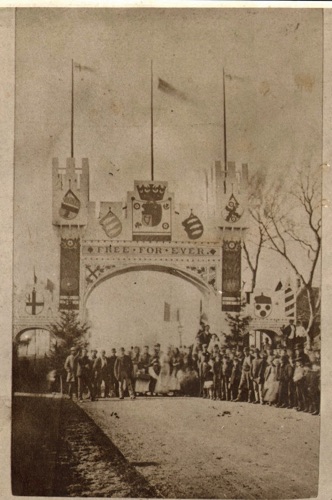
[52,157,89,310]
[208,160,249,312]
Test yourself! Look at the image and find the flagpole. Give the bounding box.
[71,59,74,158]
[223,68,227,173]
[151,59,154,181]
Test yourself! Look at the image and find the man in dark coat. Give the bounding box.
[90,349,100,401]
[281,320,296,349]
[114,347,135,399]
[140,346,151,374]
[77,348,95,402]
[229,357,242,401]
[251,348,263,403]
[234,347,254,402]
[108,348,118,397]
[276,354,293,408]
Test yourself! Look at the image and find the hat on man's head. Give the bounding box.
[70,347,76,352]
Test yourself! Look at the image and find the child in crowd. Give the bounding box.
[202,357,214,399]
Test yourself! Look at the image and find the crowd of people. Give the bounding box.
[63,322,320,415]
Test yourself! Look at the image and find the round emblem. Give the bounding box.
[134,202,140,210]
[228,241,236,250]
[61,277,78,292]
[67,239,75,248]
[25,290,44,315]
[162,222,169,230]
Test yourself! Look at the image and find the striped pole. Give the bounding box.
[285,286,296,319]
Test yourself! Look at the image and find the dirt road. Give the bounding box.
[81,397,319,499]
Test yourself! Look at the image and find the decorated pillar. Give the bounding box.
[52,157,89,311]
[216,160,248,313]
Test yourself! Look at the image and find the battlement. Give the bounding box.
[52,157,89,226]
[52,157,89,192]
[213,160,248,196]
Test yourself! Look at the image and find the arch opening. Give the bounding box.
[15,328,51,358]
[85,268,214,352]
[84,263,214,308]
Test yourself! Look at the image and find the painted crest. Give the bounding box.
[59,189,81,220]
[254,293,272,318]
[25,288,44,315]
[182,210,204,240]
[132,182,171,241]
[223,193,243,223]
[142,201,162,227]
[99,209,122,238]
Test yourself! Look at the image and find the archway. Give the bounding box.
[248,328,282,350]
[15,328,51,358]
[85,266,217,352]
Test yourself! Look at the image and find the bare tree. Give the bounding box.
[243,221,266,293]
[252,165,321,342]
[243,171,268,292]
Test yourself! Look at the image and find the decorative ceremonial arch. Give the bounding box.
[14,157,249,339]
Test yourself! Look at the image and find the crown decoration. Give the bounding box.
[137,183,166,201]
[254,293,272,305]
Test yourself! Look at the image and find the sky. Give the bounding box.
[14,8,323,348]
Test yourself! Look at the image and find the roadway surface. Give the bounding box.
[80,396,320,499]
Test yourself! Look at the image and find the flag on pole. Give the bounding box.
[46,279,55,299]
[158,78,187,101]
[164,302,171,322]
[74,63,94,73]
[164,303,181,322]
[33,267,37,285]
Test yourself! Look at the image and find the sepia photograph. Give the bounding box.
[9,6,325,498]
